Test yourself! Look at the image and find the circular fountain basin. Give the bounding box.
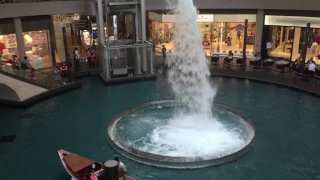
[108,100,255,169]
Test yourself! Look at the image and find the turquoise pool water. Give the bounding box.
[1,76,320,180]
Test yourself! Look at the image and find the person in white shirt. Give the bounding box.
[74,48,80,60]
[308,62,317,72]
[114,156,126,180]
[74,48,80,71]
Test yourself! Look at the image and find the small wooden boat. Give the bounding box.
[57,149,134,180]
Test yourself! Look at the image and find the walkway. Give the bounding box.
[210,67,320,96]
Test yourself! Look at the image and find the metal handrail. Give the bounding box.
[315,73,320,82]
[291,70,315,80]
[104,41,153,50]
[268,65,290,74]
[1,56,51,76]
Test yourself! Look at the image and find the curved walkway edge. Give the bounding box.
[210,68,320,97]
[0,82,82,108]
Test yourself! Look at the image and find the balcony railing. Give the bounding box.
[99,41,155,79]
[0,0,82,3]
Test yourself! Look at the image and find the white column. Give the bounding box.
[254,9,264,54]
[135,12,142,75]
[104,0,110,79]
[95,2,103,73]
[97,0,105,46]
[97,0,110,78]
[141,0,147,72]
[14,17,26,60]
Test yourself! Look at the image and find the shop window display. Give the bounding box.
[149,21,255,56]
[53,14,82,63]
[210,22,255,55]
[23,31,51,69]
[0,34,18,57]
[148,20,175,52]
[148,14,256,57]
[0,30,51,69]
[267,26,320,63]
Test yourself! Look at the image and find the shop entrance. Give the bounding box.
[267,25,320,63]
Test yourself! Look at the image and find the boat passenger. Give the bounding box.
[114,156,127,180]
[99,164,105,174]
[90,172,98,180]
[84,174,90,180]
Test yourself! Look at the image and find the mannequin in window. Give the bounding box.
[239,36,243,49]
[226,36,232,47]
[237,30,241,40]
[311,42,319,57]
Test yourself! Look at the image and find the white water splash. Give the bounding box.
[126,0,250,160]
[166,0,217,116]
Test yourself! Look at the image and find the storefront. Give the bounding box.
[0,30,51,69]
[148,13,256,55]
[263,15,320,63]
[52,14,81,63]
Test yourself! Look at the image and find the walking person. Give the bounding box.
[53,66,62,86]
[90,53,96,67]
[87,48,91,68]
[30,68,36,81]
[162,45,167,65]
[12,55,20,75]
[21,56,31,78]
[74,48,80,72]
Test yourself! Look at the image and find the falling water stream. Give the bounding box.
[114,0,252,161]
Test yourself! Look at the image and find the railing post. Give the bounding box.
[242,19,248,70]
[62,27,72,83]
[105,0,111,79]
[135,11,142,75]
[150,45,154,74]
[140,0,147,72]
[301,23,311,65]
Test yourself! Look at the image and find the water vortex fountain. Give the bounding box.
[108,0,255,169]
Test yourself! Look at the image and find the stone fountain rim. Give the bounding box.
[107,100,255,166]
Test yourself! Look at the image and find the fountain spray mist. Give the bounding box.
[166,0,216,116]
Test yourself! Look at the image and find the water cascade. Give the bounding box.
[108,0,255,169]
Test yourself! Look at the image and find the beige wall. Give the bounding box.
[146,0,320,11]
[0,1,86,19]
[0,74,48,101]
[1,0,319,20]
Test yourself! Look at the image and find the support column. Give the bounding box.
[141,0,147,72]
[254,10,264,54]
[301,23,311,64]
[62,27,72,83]
[97,0,109,78]
[242,19,248,69]
[14,17,26,60]
[135,11,141,75]
[97,0,105,46]
[104,0,110,79]
[150,46,154,74]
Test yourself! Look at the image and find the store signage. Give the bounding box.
[161,14,214,22]
[196,15,214,22]
[149,12,162,22]
[162,15,177,22]
[214,14,256,22]
[266,42,272,50]
[265,15,320,28]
